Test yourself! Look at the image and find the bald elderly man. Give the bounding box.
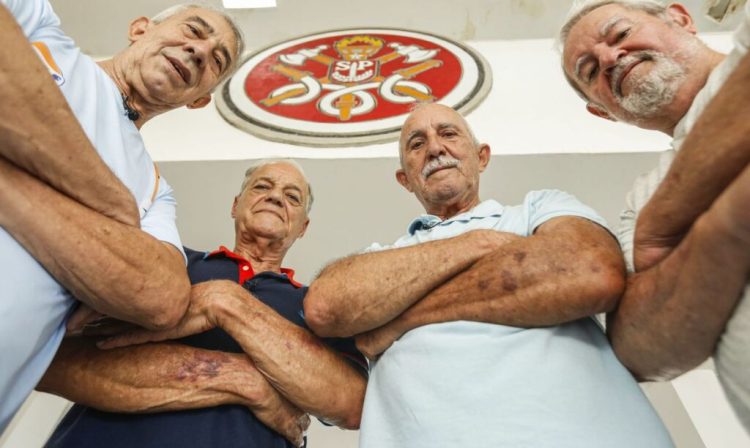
[0,0,242,431]
[304,103,673,447]
[560,0,750,429]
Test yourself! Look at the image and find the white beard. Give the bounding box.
[612,51,686,121]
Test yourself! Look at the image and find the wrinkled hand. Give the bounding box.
[249,380,310,447]
[66,303,106,336]
[633,227,683,272]
[97,280,237,349]
[355,323,404,360]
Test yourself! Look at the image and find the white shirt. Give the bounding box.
[0,0,184,431]
[359,191,673,448]
[617,1,750,432]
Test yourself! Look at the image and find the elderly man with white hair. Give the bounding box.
[560,0,750,430]
[0,0,243,432]
[39,159,367,448]
[304,103,673,447]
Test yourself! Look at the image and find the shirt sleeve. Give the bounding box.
[1,0,60,40]
[322,336,369,377]
[140,176,187,264]
[734,0,750,52]
[524,189,609,235]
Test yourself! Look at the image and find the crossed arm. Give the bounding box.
[304,217,625,357]
[0,4,189,329]
[41,280,367,445]
[609,50,750,380]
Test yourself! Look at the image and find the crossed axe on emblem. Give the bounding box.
[260,42,443,121]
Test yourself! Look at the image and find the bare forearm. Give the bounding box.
[610,166,750,380]
[638,50,750,240]
[375,218,624,340]
[216,291,365,429]
[0,160,190,329]
[305,230,516,337]
[38,338,258,413]
[0,5,138,225]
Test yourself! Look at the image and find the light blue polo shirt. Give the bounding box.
[0,0,184,432]
[359,190,673,448]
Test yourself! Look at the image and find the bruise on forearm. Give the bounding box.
[39,338,254,413]
[215,291,366,429]
[390,218,624,333]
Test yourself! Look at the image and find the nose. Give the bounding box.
[425,133,446,159]
[185,40,210,69]
[265,187,283,207]
[593,42,625,78]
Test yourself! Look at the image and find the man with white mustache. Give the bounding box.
[302,103,673,447]
[560,0,750,430]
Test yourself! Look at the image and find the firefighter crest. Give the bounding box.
[217,29,492,147]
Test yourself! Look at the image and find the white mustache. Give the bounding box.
[422,156,460,178]
[610,51,656,98]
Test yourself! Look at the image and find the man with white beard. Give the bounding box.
[560,0,750,431]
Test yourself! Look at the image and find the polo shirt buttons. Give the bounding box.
[242,265,250,271]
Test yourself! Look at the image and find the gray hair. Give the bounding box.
[558,0,669,102]
[398,103,481,167]
[239,159,314,213]
[152,3,245,76]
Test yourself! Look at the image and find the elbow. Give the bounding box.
[608,313,708,382]
[334,386,365,430]
[140,275,191,331]
[341,406,362,430]
[585,262,626,315]
[303,282,341,337]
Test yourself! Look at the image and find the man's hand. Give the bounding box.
[632,233,680,272]
[249,377,311,447]
[97,281,230,349]
[355,321,405,360]
[66,303,106,336]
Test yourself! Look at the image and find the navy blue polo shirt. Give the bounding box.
[46,247,367,448]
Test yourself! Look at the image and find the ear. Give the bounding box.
[231,196,239,218]
[665,3,697,34]
[586,102,615,121]
[128,16,151,44]
[187,95,212,110]
[477,143,491,173]
[395,169,413,192]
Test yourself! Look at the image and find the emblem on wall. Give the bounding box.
[216,28,492,147]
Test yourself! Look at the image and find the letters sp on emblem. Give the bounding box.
[217,29,492,147]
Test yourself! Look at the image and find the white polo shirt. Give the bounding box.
[0,0,184,431]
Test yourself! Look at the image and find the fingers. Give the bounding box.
[81,317,138,337]
[66,304,105,335]
[97,328,173,350]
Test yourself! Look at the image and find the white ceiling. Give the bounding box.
[51,0,741,57]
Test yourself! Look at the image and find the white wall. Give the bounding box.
[3,33,748,448]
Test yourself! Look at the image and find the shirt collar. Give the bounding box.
[407,199,504,235]
[206,246,303,288]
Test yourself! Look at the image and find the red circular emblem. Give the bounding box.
[217,28,492,147]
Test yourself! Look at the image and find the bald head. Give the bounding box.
[396,103,490,218]
[399,104,479,166]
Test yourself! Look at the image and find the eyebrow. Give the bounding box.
[573,16,626,82]
[600,16,624,38]
[255,176,304,195]
[405,130,426,147]
[187,16,233,69]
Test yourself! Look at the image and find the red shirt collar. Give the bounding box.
[207,246,303,288]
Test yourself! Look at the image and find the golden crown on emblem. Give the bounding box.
[334,35,384,61]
